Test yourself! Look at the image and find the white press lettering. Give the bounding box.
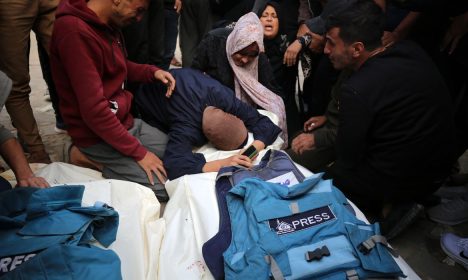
[24,254,36,262]
[0,258,12,272]
[10,255,25,271]
[292,220,300,228]
[314,214,323,222]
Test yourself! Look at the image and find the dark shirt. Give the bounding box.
[329,41,457,194]
[135,68,282,180]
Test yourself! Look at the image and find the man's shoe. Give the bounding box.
[440,233,468,270]
[427,196,468,225]
[434,185,468,199]
[380,202,424,240]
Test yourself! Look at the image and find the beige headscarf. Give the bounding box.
[226,12,288,145]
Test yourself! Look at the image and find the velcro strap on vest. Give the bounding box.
[305,246,330,262]
[357,235,399,257]
[346,269,359,280]
[264,255,284,280]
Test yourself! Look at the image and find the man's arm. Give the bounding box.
[336,85,371,168]
[0,138,49,188]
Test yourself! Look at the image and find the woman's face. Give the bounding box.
[232,42,259,67]
[260,5,279,39]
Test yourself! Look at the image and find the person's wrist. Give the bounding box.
[296,37,306,48]
[297,34,312,49]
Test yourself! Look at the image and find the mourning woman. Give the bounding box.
[192,12,287,143]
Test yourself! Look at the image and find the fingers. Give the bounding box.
[304,117,319,131]
[231,155,252,168]
[174,0,182,13]
[18,177,50,188]
[154,169,167,185]
[165,74,176,97]
[145,168,155,185]
[449,36,460,55]
[283,51,297,67]
[304,119,316,131]
[291,134,313,155]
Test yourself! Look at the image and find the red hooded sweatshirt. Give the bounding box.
[50,0,160,161]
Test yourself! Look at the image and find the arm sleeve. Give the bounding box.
[336,85,371,168]
[258,54,285,99]
[126,60,161,84]
[163,127,207,180]
[191,34,212,71]
[314,126,337,148]
[57,32,147,160]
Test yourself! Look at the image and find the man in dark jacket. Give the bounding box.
[135,68,282,180]
[322,0,457,218]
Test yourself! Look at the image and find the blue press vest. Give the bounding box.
[0,186,121,279]
[224,174,404,280]
[203,150,306,279]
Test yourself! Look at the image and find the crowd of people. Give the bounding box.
[0,0,467,270]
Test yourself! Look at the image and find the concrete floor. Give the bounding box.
[1,34,467,280]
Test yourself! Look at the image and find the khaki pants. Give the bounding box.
[0,0,58,154]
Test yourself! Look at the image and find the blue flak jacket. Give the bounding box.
[224,173,405,280]
[0,186,122,279]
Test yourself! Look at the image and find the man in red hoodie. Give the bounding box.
[50,0,176,201]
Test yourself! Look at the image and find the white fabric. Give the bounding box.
[33,163,164,280]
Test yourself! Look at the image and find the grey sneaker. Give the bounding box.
[440,233,468,270]
[427,196,468,225]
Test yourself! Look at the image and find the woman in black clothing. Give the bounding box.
[258,1,302,135]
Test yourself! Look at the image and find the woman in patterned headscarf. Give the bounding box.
[193,12,288,144]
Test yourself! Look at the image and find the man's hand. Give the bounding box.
[154,70,176,97]
[137,151,168,185]
[381,31,400,48]
[283,40,302,67]
[291,133,315,155]
[17,175,50,188]
[441,11,468,55]
[202,155,253,173]
[174,0,182,13]
[304,115,326,132]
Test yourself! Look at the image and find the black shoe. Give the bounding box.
[380,202,424,240]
